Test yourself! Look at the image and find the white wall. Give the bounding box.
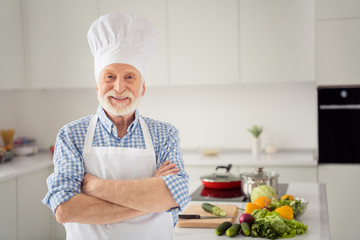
[0,81,316,150]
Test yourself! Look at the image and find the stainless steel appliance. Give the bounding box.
[318,86,360,163]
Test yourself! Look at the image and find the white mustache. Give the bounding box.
[104,89,134,100]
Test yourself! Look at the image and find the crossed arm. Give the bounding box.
[55,160,179,224]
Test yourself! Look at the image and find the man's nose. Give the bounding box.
[113,78,126,93]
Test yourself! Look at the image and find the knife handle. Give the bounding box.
[179,214,201,219]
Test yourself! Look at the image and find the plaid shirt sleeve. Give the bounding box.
[158,124,191,225]
[42,124,85,213]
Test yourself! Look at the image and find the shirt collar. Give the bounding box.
[97,105,141,137]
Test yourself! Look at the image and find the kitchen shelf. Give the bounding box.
[182,149,317,167]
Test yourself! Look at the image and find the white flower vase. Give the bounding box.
[252,137,262,158]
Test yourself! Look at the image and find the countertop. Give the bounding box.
[182,149,317,167]
[0,149,316,183]
[0,151,53,182]
[174,182,330,239]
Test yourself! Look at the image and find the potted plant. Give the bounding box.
[248,125,263,157]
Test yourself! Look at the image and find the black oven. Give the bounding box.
[318,86,360,164]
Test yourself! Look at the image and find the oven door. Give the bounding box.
[318,87,360,164]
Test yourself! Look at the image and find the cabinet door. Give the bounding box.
[25,0,98,89]
[240,0,315,83]
[17,168,52,240]
[318,165,360,240]
[317,0,360,19]
[168,0,239,85]
[99,0,169,86]
[317,19,360,86]
[0,179,17,240]
[0,0,26,89]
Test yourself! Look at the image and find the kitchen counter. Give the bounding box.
[174,182,330,239]
[182,149,317,167]
[0,151,53,182]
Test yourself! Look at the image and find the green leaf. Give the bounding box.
[248,125,263,138]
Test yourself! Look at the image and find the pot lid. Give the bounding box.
[200,164,241,182]
[240,167,279,181]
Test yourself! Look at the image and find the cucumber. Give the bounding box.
[240,222,251,236]
[226,223,241,237]
[215,221,232,236]
[201,203,227,217]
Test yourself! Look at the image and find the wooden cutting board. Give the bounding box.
[176,204,238,228]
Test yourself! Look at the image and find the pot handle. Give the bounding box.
[216,164,232,173]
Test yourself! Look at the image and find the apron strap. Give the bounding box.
[83,114,98,153]
[83,114,155,154]
[139,117,155,153]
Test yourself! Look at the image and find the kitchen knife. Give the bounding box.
[179,214,232,219]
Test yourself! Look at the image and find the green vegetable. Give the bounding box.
[215,221,232,236]
[270,199,305,218]
[250,185,277,202]
[201,203,226,217]
[226,223,241,237]
[250,209,308,239]
[240,222,251,236]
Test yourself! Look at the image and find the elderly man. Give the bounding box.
[42,12,190,240]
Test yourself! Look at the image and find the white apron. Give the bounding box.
[64,114,173,240]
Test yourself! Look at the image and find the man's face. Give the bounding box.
[97,63,145,118]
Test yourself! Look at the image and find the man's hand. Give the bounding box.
[82,173,101,196]
[153,160,179,177]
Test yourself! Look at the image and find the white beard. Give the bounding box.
[98,87,142,117]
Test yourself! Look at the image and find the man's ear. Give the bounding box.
[141,82,146,97]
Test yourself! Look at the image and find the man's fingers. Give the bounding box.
[159,168,180,177]
[153,160,179,177]
[159,161,177,170]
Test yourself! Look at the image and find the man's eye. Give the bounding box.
[105,75,115,81]
[126,75,135,80]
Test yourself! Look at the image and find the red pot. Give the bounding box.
[201,187,243,198]
[200,164,241,189]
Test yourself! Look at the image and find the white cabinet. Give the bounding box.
[24,0,98,89]
[99,0,169,86]
[0,168,53,240]
[17,168,52,240]
[316,19,360,86]
[0,179,17,240]
[318,165,360,240]
[316,0,360,19]
[0,0,26,89]
[168,0,239,85]
[240,0,315,83]
[316,0,360,86]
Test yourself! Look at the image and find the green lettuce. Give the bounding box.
[250,209,307,239]
[270,199,305,218]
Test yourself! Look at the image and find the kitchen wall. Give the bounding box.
[0,81,316,150]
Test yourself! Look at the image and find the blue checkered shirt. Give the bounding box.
[42,106,190,226]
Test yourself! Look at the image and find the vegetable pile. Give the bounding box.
[215,209,307,239]
[250,209,307,239]
[213,187,309,239]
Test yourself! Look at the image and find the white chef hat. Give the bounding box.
[87,12,156,81]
